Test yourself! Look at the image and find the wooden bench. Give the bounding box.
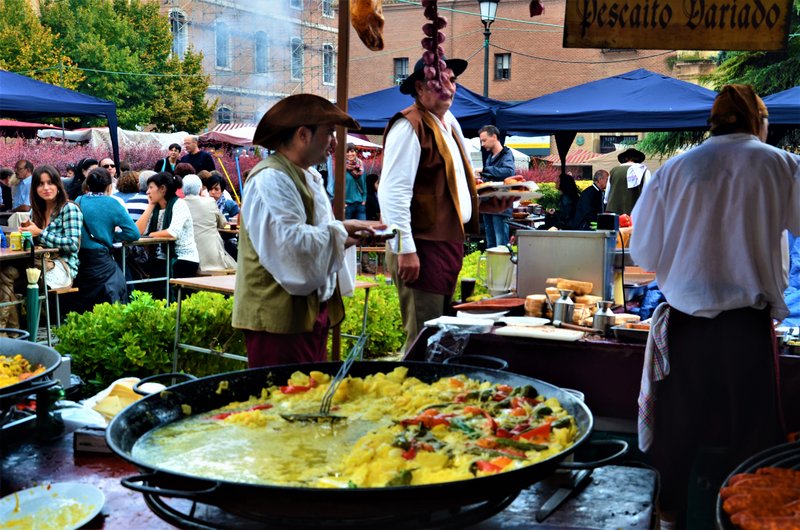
[48,286,79,328]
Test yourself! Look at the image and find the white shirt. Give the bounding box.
[242,165,348,301]
[630,133,800,319]
[155,198,199,263]
[378,110,472,254]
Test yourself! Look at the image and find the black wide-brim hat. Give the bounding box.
[399,57,468,95]
[617,148,646,164]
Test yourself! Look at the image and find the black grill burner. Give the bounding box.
[142,490,520,530]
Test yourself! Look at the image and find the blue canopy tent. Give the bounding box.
[0,70,121,167]
[763,87,800,125]
[496,69,718,172]
[347,83,509,136]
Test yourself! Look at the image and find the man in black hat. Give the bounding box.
[605,147,649,216]
[378,57,514,352]
[232,94,380,368]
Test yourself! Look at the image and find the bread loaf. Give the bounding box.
[575,295,603,306]
[556,279,594,296]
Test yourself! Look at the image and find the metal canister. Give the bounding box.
[9,231,22,251]
[593,300,616,336]
[553,289,574,323]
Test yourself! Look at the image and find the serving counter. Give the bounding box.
[404,327,800,434]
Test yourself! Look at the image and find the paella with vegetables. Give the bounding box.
[132,366,579,488]
[0,355,45,389]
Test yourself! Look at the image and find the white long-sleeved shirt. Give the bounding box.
[241,165,348,301]
[630,133,800,319]
[378,110,472,254]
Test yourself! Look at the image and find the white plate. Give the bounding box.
[424,316,494,332]
[0,482,105,530]
[498,316,550,327]
[456,310,508,321]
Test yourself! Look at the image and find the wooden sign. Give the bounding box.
[564,0,793,51]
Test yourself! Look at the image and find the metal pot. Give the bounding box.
[107,361,623,528]
[0,337,61,400]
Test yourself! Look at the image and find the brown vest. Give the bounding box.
[384,104,479,241]
[232,153,344,334]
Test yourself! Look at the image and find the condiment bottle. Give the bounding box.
[21,231,33,251]
[9,231,22,251]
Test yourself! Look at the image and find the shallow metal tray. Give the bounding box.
[611,325,649,343]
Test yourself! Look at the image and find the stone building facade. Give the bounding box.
[161,0,339,126]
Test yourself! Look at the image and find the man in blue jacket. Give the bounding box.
[475,125,515,247]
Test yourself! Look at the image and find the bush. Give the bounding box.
[335,274,405,359]
[55,290,244,395]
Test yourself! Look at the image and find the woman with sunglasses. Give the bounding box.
[153,143,182,175]
[22,165,82,290]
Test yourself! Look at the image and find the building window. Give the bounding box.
[495,53,511,80]
[255,31,268,74]
[322,43,335,85]
[215,22,230,69]
[291,37,303,80]
[290,0,302,9]
[393,57,409,85]
[216,106,232,124]
[169,9,187,59]
[322,0,333,17]
[599,135,639,153]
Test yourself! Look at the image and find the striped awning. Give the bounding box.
[537,148,601,165]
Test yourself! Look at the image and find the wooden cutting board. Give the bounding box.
[453,298,526,311]
[494,326,584,342]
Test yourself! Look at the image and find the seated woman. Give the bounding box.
[74,168,140,311]
[135,172,199,288]
[22,165,82,290]
[207,174,239,220]
[181,175,236,273]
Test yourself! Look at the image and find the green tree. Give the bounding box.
[642,3,800,156]
[0,0,83,88]
[40,0,212,131]
[150,48,216,133]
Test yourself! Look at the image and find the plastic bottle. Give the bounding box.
[21,231,33,251]
[9,231,22,251]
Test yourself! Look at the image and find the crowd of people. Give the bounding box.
[0,136,241,316]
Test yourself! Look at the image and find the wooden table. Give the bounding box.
[170,274,241,371]
[0,247,59,345]
[171,276,382,367]
[121,236,175,300]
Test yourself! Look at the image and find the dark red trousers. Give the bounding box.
[244,303,330,368]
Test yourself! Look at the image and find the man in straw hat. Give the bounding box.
[631,85,800,528]
[378,57,515,352]
[232,94,380,367]
[605,147,650,216]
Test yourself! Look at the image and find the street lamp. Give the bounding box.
[478,0,499,97]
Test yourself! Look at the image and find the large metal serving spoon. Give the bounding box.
[280,333,368,423]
